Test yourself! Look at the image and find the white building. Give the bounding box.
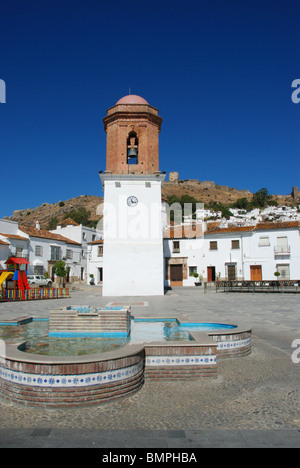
[87,239,104,285]
[0,219,29,270]
[0,219,83,283]
[163,221,300,286]
[50,218,101,282]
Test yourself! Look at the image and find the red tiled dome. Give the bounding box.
[116,94,149,105]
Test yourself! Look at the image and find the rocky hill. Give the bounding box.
[5,178,294,229]
[6,195,104,229]
[162,178,293,206]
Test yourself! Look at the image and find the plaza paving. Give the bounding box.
[0,286,299,448]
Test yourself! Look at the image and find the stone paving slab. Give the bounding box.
[0,428,299,448]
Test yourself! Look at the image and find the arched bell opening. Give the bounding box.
[127,131,138,165]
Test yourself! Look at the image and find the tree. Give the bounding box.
[46,217,59,230]
[63,207,91,226]
[252,188,272,208]
[232,198,250,210]
[209,201,233,219]
[52,260,69,285]
[166,194,199,222]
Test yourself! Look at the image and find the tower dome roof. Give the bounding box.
[116,94,149,105]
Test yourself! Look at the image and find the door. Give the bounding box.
[207,266,216,282]
[250,265,262,281]
[227,265,236,281]
[170,264,183,286]
[98,267,103,283]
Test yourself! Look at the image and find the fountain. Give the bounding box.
[48,305,131,337]
[0,304,252,407]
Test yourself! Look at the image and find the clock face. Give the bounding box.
[127,196,138,207]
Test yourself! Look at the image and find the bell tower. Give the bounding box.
[100,94,165,297]
[103,94,162,175]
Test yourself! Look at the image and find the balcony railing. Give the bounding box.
[274,245,291,255]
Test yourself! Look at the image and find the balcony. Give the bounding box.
[274,245,291,255]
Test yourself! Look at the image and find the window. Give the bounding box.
[35,245,43,256]
[189,266,197,277]
[66,249,73,260]
[92,235,96,241]
[82,232,87,241]
[97,245,103,257]
[210,241,218,251]
[172,241,180,253]
[276,264,290,280]
[34,266,44,275]
[259,236,270,247]
[16,247,23,257]
[276,237,289,253]
[231,240,240,250]
[50,246,60,261]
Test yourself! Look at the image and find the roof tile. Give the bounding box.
[19,225,81,245]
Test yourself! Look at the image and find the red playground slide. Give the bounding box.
[22,271,30,290]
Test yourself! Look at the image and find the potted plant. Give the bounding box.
[274,271,281,287]
[89,274,95,285]
[193,272,202,286]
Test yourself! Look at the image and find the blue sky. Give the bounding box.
[0,0,299,219]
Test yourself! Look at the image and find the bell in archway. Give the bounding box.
[128,148,138,157]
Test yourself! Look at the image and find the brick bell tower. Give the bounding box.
[103,94,162,175]
[100,95,165,296]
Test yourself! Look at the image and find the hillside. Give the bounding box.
[5,195,104,230]
[4,178,294,229]
[162,178,293,206]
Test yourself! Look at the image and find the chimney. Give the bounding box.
[36,220,40,230]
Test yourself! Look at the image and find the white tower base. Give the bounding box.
[100,173,165,297]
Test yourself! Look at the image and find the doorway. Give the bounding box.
[250,265,262,281]
[170,264,183,286]
[227,264,236,281]
[98,267,103,283]
[207,266,216,282]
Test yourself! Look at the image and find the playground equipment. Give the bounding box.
[0,257,70,302]
[1,257,31,292]
[5,257,30,287]
[0,271,13,287]
[13,270,30,290]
